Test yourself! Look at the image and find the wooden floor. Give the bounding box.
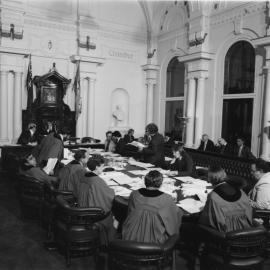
[1,169,270,270]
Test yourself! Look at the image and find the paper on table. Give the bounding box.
[165,156,173,161]
[111,186,132,197]
[61,159,73,165]
[177,198,205,214]
[128,160,154,168]
[174,176,198,183]
[129,170,148,176]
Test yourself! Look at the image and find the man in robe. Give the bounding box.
[32,127,70,175]
[122,170,183,244]
[77,168,116,245]
[199,165,253,232]
[58,149,89,198]
[19,154,57,184]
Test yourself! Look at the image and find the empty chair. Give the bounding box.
[54,195,110,266]
[199,224,267,270]
[18,175,45,220]
[108,234,178,270]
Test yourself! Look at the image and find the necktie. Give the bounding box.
[203,141,207,151]
[105,140,110,152]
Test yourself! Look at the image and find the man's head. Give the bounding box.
[87,157,105,174]
[59,127,71,141]
[251,159,270,181]
[145,170,163,189]
[145,123,158,136]
[26,154,37,167]
[217,138,227,146]
[112,131,122,138]
[208,165,227,186]
[236,137,245,147]
[106,131,112,140]
[172,143,184,159]
[128,129,134,136]
[74,150,89,166]
[28,122,37,133]
[202,134,209,142]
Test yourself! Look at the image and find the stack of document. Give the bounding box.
[177,198,205,214]
[160,183,179,200]
[127,141,147,148]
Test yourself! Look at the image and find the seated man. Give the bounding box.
[122,170,183,244]
[249,158,270,209]
[169,143,197,177]
[32,127,70,175]
[58,149,89,197]
[123,129,135,144]
[234,137,255,159]
[104,131,116,152]
[198,134,215,152]
[19,154,57,184]
[199,165,253,232]
[112,131,125,155]
[77,168,116,244]
[216,138,233,156]
[17,122,38,145]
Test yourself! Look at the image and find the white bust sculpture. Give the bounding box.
[112,105,125,127]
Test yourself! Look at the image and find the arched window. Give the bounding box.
[222,41,255,146]
[165,57,185,141]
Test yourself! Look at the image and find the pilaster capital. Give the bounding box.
[142,64,160,81]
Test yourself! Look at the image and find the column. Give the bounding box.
[76,77,87,138]
[185,77,196,147]
[82,78,88,137]
[146,79,154,124]
[194,77,206,147]
[13,71,23,143]
[261,67,270,160]
[87,76,96,137]
[0,71,9,143]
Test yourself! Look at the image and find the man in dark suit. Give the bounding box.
[198,134,215,152]
[234,137,255,159]
[139,123,165,167]
[17,122,38,145]
[216,138,233,156]
[169,143,197,177]
[112,131,125,155]
[123,129,135,144]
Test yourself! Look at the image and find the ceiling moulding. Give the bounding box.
[210,2,265,27]
[157,27,187,43]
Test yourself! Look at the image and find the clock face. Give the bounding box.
[41,86,57,105]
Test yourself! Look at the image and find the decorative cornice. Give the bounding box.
[178,51,214,63]
[70,55,105,66]
[210,2,265,27]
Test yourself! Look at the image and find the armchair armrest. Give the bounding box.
[198,225,226,241]
[162,234,179,253]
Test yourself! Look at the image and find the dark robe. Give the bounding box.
[199,182,253,232]
[58,160,86,198]
[169,151,197,178]
[77,175,116,244]
[17,130,38,145]
[20,166,57,183]
[123,134,135,144]
[142,133,165,167]
[33,133,64,165]
[122,188,183,244]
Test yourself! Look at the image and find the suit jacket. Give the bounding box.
[198,139,215,152]
[143,133,165,167]
[169,152,197,177]
[216,143,234,156]
[123,134,135,144]
[115,138,126,155]
[17,130,38,145]
[234,145,255,159]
